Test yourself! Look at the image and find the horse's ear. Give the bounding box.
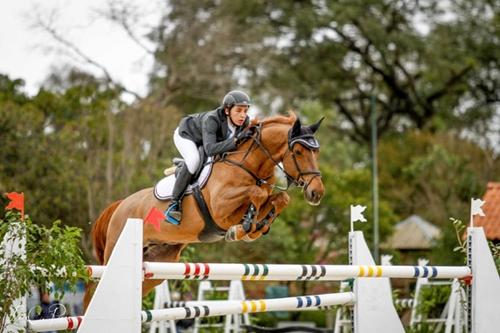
[309,117,324,134]
[291,117,302,137]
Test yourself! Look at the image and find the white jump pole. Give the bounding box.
[140,262,470,281]
[142,292,355,322]
[28,292,355,331]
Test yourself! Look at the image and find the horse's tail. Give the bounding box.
[91,200,122,264]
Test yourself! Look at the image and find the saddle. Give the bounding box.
[154,146,211,201]
[154,148,226,241]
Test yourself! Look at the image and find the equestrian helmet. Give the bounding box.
[222,90,251,109]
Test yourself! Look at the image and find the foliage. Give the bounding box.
[406,283,460,333]
[0,211,88,331]
[379,130,495,228]
[0,72,181,247]
[152,0,499,146]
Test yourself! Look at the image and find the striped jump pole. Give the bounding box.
[162,300,337,311]
[28,292,354,332]
[88,262,470,281]
[141,262,471,281]
[142,292,354,322]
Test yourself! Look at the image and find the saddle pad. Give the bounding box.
[154,158,213,201]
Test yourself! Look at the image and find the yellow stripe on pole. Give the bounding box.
[359,266,365,276]
[367,266,374,276]
[242,301,248,313]
[259,300,267,312]
[250,301,257,312]
[376,266,382,277]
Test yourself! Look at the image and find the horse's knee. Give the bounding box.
[271,192,290,211]
[247,186,268,208]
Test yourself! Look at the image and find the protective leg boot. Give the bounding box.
[165,164,193,225]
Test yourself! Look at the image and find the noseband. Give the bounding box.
[222,123,321,192]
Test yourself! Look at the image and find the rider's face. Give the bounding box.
[227,105,249,126]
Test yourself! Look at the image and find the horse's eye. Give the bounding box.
[294,150,302,156]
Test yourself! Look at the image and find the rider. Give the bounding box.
[165,90,254,224]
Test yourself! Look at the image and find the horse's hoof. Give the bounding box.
[225,227,238,242]
[242,234,258,242]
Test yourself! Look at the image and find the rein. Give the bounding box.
[220,123,321,192]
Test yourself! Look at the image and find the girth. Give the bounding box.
[192,185,227,242]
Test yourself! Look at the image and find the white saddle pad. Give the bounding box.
[154,158,213,201]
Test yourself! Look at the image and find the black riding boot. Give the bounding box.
[165,164,193,224]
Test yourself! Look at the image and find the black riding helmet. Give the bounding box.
[222,90,251,109]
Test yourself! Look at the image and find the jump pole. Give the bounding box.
[28,217,500,333]
[29,293,354,332]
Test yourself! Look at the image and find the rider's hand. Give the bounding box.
[235,127,255,145]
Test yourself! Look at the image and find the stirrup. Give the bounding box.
[164,202,181,225]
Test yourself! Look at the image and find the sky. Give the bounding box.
[0,0,161,98]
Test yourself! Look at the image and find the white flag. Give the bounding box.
[471,198,486,217]
[350,205,367,223]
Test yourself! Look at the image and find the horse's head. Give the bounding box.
[282,116,325,205]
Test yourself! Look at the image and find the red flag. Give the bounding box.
[5,192,24,220]
[144,207,164,232]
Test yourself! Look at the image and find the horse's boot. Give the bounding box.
[165,164,193,225]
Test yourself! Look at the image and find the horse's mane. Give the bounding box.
[251,111,297,127]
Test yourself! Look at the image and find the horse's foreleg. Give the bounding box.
[242,192,290,242]
[224,185,269,241]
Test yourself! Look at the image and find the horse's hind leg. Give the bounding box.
[142,243,188,296]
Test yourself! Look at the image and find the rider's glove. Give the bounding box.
[235,127,255,145]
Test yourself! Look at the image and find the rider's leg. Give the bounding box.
[166,163,193,222]
[166,128,199,224]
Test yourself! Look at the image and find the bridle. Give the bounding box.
[221,123,322,192]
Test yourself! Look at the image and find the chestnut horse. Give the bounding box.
[84,112,324,308]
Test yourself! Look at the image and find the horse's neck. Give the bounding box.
[246,124,289,179]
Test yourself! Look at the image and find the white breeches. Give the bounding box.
[173,128,200,174]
